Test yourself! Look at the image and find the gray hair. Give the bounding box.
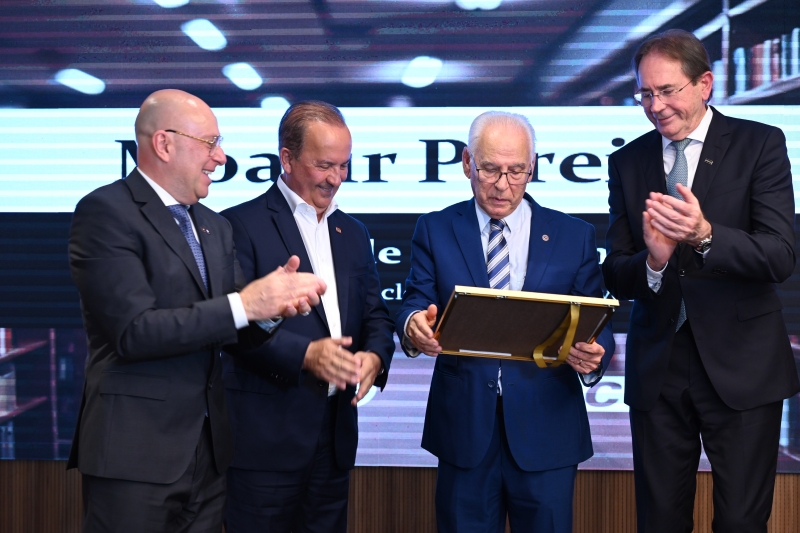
[467,111,536,156]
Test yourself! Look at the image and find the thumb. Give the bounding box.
[283,255,301,273]
[333,336,353,348]
[426,304,438,325]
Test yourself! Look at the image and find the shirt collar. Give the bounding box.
[661,105,713,151]
[137,167,181,207]
[277,174,338,221]
[474,195,531,234]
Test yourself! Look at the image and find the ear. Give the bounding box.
[151,131,171,163]
[698,70,713,102]
[528,153,538,183]
[461,146,472,178]
[280,147,294,175]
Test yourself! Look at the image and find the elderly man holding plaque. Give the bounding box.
[396,111,614,533]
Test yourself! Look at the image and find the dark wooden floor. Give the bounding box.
[1,462,798,532]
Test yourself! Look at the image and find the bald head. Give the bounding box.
[135,89,215,147]
[134,89,226,205]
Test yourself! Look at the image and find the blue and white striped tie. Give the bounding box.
[487,218,509,396]
[667,139,691,331]
[487,219,510,290]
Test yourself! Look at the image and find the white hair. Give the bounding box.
[467,111,536,156]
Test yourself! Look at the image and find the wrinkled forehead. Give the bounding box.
[473,126,533,164]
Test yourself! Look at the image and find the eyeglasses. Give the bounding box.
[633,79,694,106]
[165,129,223,156]
[474,166,532,185]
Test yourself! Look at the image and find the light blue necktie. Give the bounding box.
[487,219,509,395]
[667,139,691,331]
[167,204,208,290]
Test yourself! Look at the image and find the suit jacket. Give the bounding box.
[67,169,271,484]
[395,194,614,472]
[603,107,799,411]
[220,182,395,472]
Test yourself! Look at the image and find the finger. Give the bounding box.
[331,336,353,348]
[675,183,698,205]
[282,303,298,317]
[426,304,438,325]
[283,255,301,273]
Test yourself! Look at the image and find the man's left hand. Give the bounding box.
[645,184,712,247]
[352,351,383,406]
[566,342,605,375]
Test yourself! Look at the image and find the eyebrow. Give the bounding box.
[638,82,678,92]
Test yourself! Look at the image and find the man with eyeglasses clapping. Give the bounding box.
[604,30,798,533]
[396,111,614,533]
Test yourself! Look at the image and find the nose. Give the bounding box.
[649,94,666,114]
[212,145,227,166]
[493,173,511,191]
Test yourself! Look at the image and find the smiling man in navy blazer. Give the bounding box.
[603,30,798,533]
[396,111,614,533]
[220,101,394,533]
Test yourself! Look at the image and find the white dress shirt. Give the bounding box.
[277,176,342,396]
[138,168,250,330]
[646,106,713,292]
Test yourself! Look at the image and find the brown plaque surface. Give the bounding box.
[434,286,618,366]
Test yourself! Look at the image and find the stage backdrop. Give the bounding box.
[1,0,799,471]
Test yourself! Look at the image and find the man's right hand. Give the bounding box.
[406,304,441,356]
[642,200,676,271]
[303,337,360,390]
[239,255,327,321]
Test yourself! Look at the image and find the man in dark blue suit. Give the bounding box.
[397,111,614,533]
[220,101,395,533]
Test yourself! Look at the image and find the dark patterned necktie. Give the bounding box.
[167,204,208,290]
[667,138,691,331]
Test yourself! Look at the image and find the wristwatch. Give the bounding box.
[695,233,712,253]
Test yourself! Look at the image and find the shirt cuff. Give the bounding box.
[646,260,666,293]
[227,293,250,330]
[401,311,423,358]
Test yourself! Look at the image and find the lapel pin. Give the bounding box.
[200,227,211,235]
[542,234,549,241]
[335,227,342,233]
[704,158,713,165]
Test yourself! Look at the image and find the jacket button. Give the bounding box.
[678,269,686,276]
[713,268,727,275]
[669,318,675,324]
[318,381,325,388]
[207,383,213,390]
[488,380,496,388]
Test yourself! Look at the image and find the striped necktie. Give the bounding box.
[667,138,691,331]
[487,219,510,290]
[487,218,509,396]
[167,204,208,290]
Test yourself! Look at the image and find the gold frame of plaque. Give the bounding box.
[433,286,618,368]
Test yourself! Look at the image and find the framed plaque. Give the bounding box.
[434,286,618,368]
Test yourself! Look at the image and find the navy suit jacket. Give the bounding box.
[604,108,799,411]
[396,194,614,472]
[220,182,395,471]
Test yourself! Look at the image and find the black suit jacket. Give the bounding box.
[604,107,799,411]
[220,182,395,471]
[67,169,270,483]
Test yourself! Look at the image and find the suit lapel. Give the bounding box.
[266,184,329,329]
[328,212,349,330]
[453,199,490,287]
[126,170,209,298]
[690,107,730,206]
[522,196,557,291]
[644,130,666,197]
